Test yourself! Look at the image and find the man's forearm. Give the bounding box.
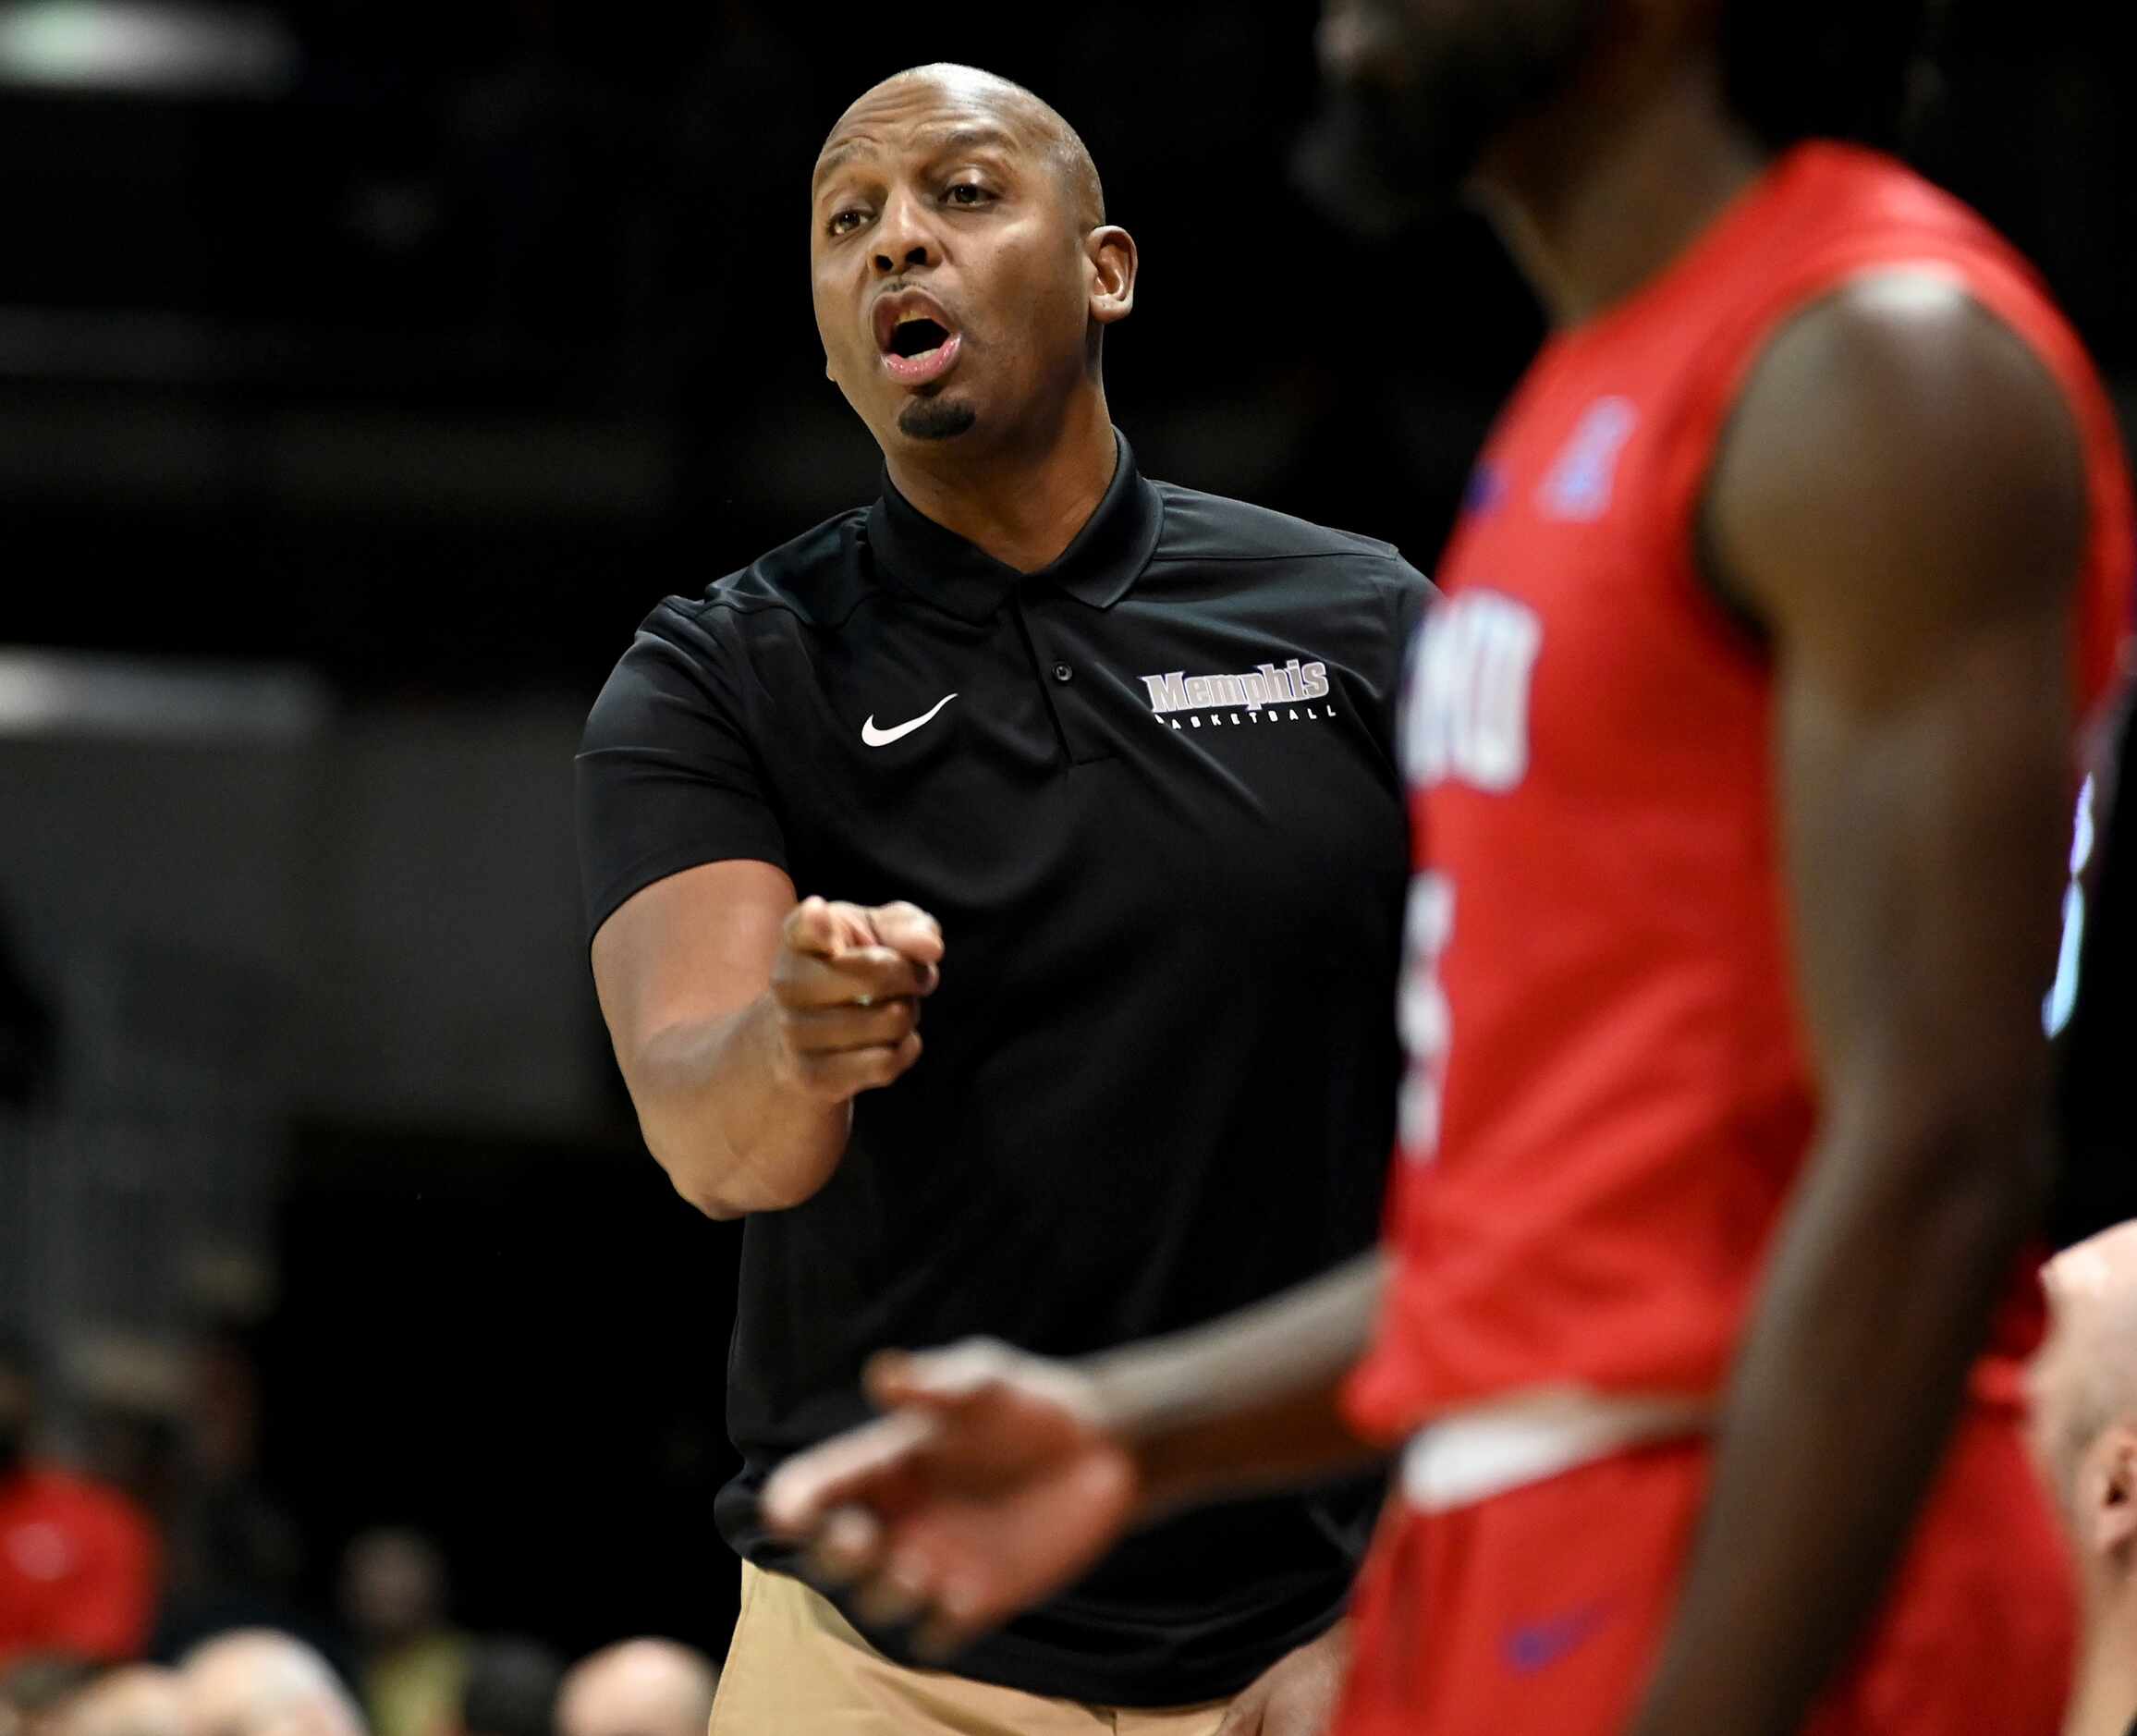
[629,996,852,1218]
[1630,1105,2047,1736]
[1084,1252,1388,1516]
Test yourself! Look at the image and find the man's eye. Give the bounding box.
[827,210,866,237]
[944,184,993,207]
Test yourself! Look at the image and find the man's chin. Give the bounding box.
[898,395,980,442]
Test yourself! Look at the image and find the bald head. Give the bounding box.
[819,64,1105,232]
[2039,1221,2137,1492]
[179,1632,365,1736]
[555,1643,715,1736]
[64,1669,186,1736]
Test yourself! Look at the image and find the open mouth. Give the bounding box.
[873,294,964,387]
[888,317,949,359]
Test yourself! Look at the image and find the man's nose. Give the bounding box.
[873,193,939,275]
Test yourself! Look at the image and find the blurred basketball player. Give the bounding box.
[762,1,2137,1731]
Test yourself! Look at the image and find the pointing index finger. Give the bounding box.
[785,898,891,962]
[783,897,840,959]
[870,901,946,966]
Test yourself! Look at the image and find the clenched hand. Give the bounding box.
[770,897,944,1103]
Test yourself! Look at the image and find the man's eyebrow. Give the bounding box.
[812,138,873,188]
[812,121,1026,191]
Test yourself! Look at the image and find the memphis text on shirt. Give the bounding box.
[1140,659,1335,729]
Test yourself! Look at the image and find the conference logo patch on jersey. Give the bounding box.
[1140,657,1337,730]
[1405,590,1543,793]
[1537,397,1638,521]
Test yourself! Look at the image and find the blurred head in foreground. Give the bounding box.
[2034,1222,2137,1735]
[178,1633,364,1736]
[555,1642,715,1736]
[62,1667,185,1736]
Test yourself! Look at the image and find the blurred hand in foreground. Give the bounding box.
[760,1339,1139,1657]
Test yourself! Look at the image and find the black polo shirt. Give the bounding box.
[577,434,1429,1706]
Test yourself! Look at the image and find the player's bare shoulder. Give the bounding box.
[1706,273,2089,635]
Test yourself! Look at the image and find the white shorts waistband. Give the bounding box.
[1399,1386,1713,1514]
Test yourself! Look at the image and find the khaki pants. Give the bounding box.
[708,1562,1233,1735]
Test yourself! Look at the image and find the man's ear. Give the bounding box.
[1087,226,1138,325]
[2086,1426,2137,1559]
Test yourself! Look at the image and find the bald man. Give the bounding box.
[579,58,1429,1736]
[555,1644,714,1736]
[2035,1223,2137,1736]
[63,1669,186,1736]
[179,1632,366,1736]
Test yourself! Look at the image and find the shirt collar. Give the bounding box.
[864,429,1164,624]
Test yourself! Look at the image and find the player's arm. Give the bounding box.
[592,863,942,1219]
[1628,276,2090,1736]
[760,1251,1387,1650]
[1092,1247,1388,1510]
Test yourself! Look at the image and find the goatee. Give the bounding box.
[898,397,979,442]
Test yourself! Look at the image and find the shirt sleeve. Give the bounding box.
[575,604,790,945]
[1392,555,1436,649]
[1376,554,1437,759]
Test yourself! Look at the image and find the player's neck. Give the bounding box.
[885,389,1118,575]
[2067,1595,2137,1736]
[1476,59,1769,330]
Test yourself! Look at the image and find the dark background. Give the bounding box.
[2,0,2130,1668]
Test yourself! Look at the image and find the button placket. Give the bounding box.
[1008,597,1073,763]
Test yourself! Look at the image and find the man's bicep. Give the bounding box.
[576,619,790,945]
[578,618,797,1057]
[591,858,798,1060]
[1708,275,2088,1103]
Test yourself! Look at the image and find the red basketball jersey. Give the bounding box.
[1348,143,2135,1439]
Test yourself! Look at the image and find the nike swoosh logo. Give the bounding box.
[861,692,958,748]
